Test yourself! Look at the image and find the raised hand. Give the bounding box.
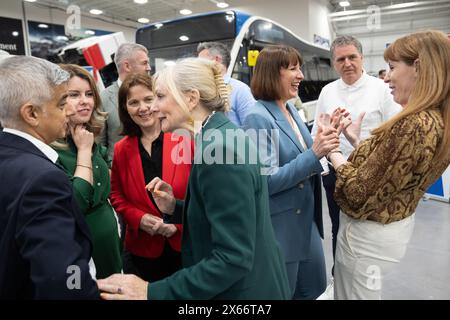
[343,112,365,148]
[146,177,176,214]
[312,125,340,159]
[70,124,94,152]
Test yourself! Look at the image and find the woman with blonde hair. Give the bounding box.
[323,30,450,299]
[97,57,290,300]
[53,64,122,278]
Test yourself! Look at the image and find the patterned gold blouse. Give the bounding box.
[335,108,449,224]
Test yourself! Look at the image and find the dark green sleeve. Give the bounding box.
[163,200,184,224]
[148,162,257,299]
[98,143,112,168]
[71,177,94,215]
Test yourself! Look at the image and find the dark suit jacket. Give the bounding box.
[148,112,291,300]
[110,133,192,257]
[243,100,324,262]
[0,132,99,299]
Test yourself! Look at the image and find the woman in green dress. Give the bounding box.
[53,64,122,279]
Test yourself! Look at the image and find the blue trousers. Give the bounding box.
[285,222,327,300]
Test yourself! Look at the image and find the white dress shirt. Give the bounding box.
[311,72,402,159]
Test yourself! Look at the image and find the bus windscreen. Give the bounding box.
[136,12,236,50]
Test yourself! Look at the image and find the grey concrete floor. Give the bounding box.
[321,191,450,300]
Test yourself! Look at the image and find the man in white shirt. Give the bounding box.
[0,56,99,299]
[311,36,401,296]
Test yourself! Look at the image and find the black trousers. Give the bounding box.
[128,241,182,282]
[321,167,341,276]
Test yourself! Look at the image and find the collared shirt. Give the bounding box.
[3,128,58,163]
[224,75,256,127]
[139,133,164,210]
[311,72,402,159]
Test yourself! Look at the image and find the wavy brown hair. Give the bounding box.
[59,64,107,138]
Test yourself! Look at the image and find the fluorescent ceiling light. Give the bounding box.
[138,18,150,24]
[329,9,364,17]
[339,1,350,7]
[38,23,49,28]
[133,0,148,4]
[89,9,103,15]
[12,31,19,37]
[385,2,423,10]
[24,0,37,2]
[179,9,192,15]
[85,30,95,35]
[216,2,229,8]
[179,35,189,41]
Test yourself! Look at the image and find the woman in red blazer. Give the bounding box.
[110,73,192,282]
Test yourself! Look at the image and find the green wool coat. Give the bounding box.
[148,112,290,300]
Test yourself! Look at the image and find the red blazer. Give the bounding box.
[110,133,192,258]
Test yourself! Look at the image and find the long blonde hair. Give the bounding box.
[373,30,450,163]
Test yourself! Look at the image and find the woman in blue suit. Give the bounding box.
[243,45,340,299]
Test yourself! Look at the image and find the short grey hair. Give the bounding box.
[330,35,363,60]
[0,56,69,127]
[114,43,148,69]
[197,41,231,68]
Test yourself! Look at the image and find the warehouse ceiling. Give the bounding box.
[24,0,450,29]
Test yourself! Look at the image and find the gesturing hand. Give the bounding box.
[70,124,94,152]
[146,177,176,215]
[343,112,365,148]
[97,274,148,300]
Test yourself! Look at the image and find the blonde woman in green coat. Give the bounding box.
[53,64,122,279]
[97,58,290,300]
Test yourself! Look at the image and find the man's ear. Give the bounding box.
[19,103,40,127]
[123,59,132,73]
[186,89,200,112]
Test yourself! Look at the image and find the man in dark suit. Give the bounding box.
[0,56,99,299]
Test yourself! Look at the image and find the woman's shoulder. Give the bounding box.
[402,108,443,130]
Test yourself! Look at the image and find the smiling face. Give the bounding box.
[384,60,417,107]
[126,85,158,130]
[151,82,189,133]
[333,44,364,85]
[279,62,304,102]
[66,76,94,125]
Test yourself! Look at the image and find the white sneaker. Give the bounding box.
[316,279,334,300]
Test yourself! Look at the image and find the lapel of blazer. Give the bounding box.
[0,132,94,241]
[259,100,305,153]
[287,103,313,148]
[162,132,176,186]
[125,136,159,212]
